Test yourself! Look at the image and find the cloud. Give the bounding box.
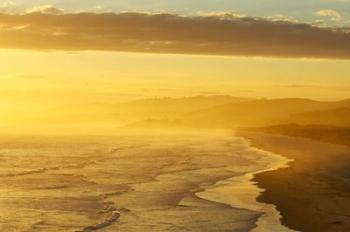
[0,23,30,31]
[281,84,350,92]
[25,5,64,15]
[0,11,350,59]
[0,1,17,12]
[196,11,247,19]
[315,9,342,22]
[266,14,298,23]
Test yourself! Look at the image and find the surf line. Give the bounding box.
[195,137,298,232]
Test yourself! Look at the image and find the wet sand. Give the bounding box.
[238,131,350,232]
[0,132,292,232]
[197,141,295,232]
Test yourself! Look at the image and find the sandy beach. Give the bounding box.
[238,131,350,232]
[3,1,350,231]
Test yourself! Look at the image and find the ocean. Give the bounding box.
[0,131,295,232]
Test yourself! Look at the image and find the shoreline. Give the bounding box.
[197,137,296,232]
[238,131,350,232]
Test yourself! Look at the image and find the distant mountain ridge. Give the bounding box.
[241,124,350,147]
[289,108,350,126]
[115,95,251,123]
[125,97,350,128]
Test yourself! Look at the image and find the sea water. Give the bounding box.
[0,132,294,232]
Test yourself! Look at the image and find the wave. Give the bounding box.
[196,137,297,232]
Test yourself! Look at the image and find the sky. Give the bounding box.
[0,1,350,131]
[1,49,350,102]
[1,0,349,26]
[2,49,350,134]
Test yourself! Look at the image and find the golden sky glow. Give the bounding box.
[1,49,350,103]
[1,9,350,134]
[1,49,350,133]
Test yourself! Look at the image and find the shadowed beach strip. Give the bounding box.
[238,131,350,232]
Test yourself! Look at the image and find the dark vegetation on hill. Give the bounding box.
[289,108,350,126]
[241,124,350,147]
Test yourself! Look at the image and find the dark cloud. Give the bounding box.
[1,12,350,59]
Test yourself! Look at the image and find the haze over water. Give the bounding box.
[1,1,350,231]
[0,131,292,232]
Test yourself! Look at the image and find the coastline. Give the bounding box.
[197,137,296,232]
[3,132,350,231]
[237,131,350,232]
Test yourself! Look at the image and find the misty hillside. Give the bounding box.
[115,95,250,122]
[241,124,350,147]
[182,98,341,127]
[289,108,350,126]
[127,98,350,128]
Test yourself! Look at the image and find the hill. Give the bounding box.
[127,98,350,129]
[115,95,250,123]
[289,108,350,126]
[241,124,350,147]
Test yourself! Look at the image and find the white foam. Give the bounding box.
[197,137,299,232]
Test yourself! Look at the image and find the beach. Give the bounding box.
[238,131,350,232]
[0,132,292,232]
